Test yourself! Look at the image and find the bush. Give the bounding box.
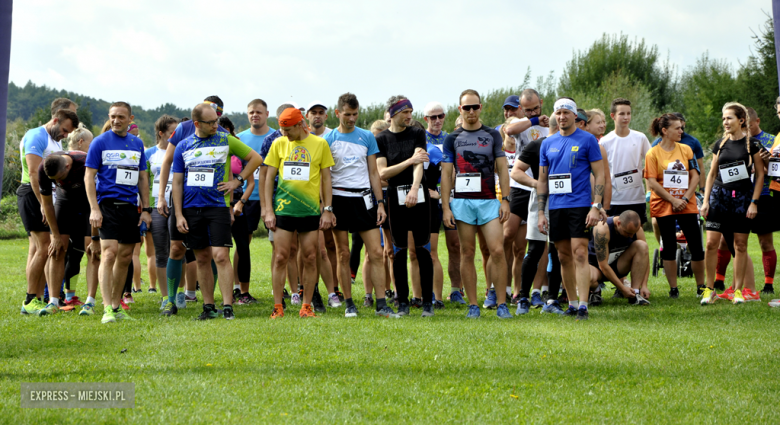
[0,195,26,239]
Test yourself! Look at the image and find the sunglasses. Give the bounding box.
[461,104,481,112]
[198,119,219,127]
[427,114,445,120]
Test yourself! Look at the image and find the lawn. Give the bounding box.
[1,233,779,424]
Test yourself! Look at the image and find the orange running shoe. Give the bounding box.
[299,303,316,318]
[270,304,284,319]
[120,299,130,310]
[717,286,734,300]
[742,288,761,302]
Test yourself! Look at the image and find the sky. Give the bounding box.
[8,0,773,116]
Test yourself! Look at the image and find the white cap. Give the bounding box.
[307,100,328,112]
[289,101,303,111]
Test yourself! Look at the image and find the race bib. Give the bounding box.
[283,161,310,181]
[152,179,172,201]
[608,249,626,264]
[614,169,642,191]
[768,159,780,177]
[719,161,748,184]
[455,173,481,193]
[116,166,139,186]
[397,185,425,205]
[548,173,572,194]
[663,170,688,189]
[253,167,261,180]
[361,189,373,210]
[187,167,215,187]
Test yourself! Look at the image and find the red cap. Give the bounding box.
[278,108,304,127]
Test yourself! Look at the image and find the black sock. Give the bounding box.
[25,293,36,304]
[113,307,120,313]
[223,304,232,309]
[204,303,215,311]
[345,298,355,308]
[376,297,387,310]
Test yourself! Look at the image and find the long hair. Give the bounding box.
[719,102,751,166]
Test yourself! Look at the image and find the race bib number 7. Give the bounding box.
[455,173,481,193]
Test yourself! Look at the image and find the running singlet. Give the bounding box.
[20,126,62,184]
[442,125,505,199]
[264,133,335,217]
[711,136,762,192]
[324,127,379,197]
[587,217,637,265]
[237,127,276,200]
[644,143,698,218]
[172,131,253,209]
[38,151,87,202]
[539,128,602,210]
[145,145,170,207]
[599,129,651,205]
[85,130,147,205]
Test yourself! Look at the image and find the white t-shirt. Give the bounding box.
[599,129,651,205]
[509,118,548,190]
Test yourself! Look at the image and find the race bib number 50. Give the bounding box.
[548,173,572,194]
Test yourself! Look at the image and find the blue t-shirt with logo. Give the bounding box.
[324,127,379,191]
[237,127,276,200]
[539,128,602,210]
[85,131,147,205]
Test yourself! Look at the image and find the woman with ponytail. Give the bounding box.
[700,103,765,305]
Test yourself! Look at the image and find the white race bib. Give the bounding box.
[116,166,139,186]
[283,161,310,181]
[397,185,425,205]
[614,169,642,191]
[548,173,572,194]
[187,167,215,187]
[608,249,626,264]
[768,159,780,177]
[719,161,749,184]
[455,173,481,193]
[253,167,261,180]
[361,189,373,210]
[663,170,688,189]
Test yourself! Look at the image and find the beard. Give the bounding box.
[50,123,64,141]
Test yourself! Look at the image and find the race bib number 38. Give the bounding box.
[187,167,215,187]
[283,161,310,181]
[548,173,572,194]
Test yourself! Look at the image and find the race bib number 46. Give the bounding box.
[663,170,688,189]
[548,173,572,194]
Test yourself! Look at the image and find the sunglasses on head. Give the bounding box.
[461,104,481,112]
[427,113,445,120]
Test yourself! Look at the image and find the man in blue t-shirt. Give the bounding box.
[85,101,151,324]
[441,89,512,319]
[237,98,276,235]
[171,103,262,320]
[537,97,607,321]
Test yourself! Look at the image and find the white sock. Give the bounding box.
[185,290,196,297]
[50,297,60,306]
[86,296,96,305]
[532,289,540,295]
[579,301,588,309]
[541,285,549,293]
[506,287,512,296]
[634,288,640,295]
[569,301,578,308]
[233,284,240,290]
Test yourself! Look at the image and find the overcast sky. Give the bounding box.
[8,0,773,115]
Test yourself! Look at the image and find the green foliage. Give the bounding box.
[3,118,26,198]
[736,14,780,136]
[0,195,25,239]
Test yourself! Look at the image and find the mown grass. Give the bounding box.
[1,233,779,424]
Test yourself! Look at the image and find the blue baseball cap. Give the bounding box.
[502,95,520,109]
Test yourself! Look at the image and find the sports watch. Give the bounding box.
[323,206,334,213]
[142,207,153,213]
[591,203,602,210]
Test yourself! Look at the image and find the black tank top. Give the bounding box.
[587,217,637,264]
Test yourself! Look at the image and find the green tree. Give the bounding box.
[736,14,779,135]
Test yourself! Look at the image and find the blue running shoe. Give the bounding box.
[541,301,565,315]
[531,292,544,308]
[496,303,512,319]
[450,290,467,305]
[483,289,497,309]
[516,298,530,315]
[466,305,480,318]
[563,305,578,316]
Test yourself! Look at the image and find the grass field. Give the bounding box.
[2,233,780,424]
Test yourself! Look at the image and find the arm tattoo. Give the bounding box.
[595,229,609,262]
[595,184,604,197]
[537,193,548,211]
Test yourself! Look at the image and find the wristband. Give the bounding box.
[751,199,759,204]
[91,236,100,241]
[530,117,540,126]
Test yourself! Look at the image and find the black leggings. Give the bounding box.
[350,231,363,276]
[548,242,562,299]
[520,240,546,298]
[123,260,134,294]
[231,210,251,283]
[656,214,704,261]
[64,244,84,290]
[387,186,432,304]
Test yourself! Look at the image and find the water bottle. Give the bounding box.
[140,221,148,237]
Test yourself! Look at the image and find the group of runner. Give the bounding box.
[16,89,780,322]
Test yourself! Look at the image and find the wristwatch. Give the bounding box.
[323,206,334,212]
[501,196,509,202]
[238,198,246,204]
[142,207,153,213]
[377,198,386,205]
[591,203,602,210]
[236,174,245,184]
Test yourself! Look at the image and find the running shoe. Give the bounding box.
[232,288,241,303]
[196,306,220,320]
[433,300,445,310]
[669,287,679,299]
[185,294,198,303]
[148,287,157,293]
[714,279,726,291]
[613,289,625,299]
[312,291,326,313]
[345,305,358,318]
[496,303,511,319]
[510,294,521,306]
[283,288,291,299]
[37,302,59,316]
[700,287,718,305]
[717,286,735,300]
[385,290,395,301]
[376,306,400,318]
[328,294,342,308]
[270,305,284,319]
[161,301,177,316]
[123,293,134,304]
[22,298,43,315]
[541,301,565,315]
[634,294,650,306]
[531,292,544,308]
[297,286,304,299]
[120,299,130,311]
[363,294,374,308]
[516,298,530,315]
[743,288,761,302]
[351,277,356,286]
[761,284,774,295]
[563,305,578,317]
[64,296,84,306]
[397,303,410,316]
[79,303,95,316]
[101,309,116,324]
[132,288,142,294]
[175,292,187,309]
[335,289,345,303]
[450,290,467,305]
[291,293,301,305]
[588,288,602,306]
[696,285,706,298]
[43,285,49,304]
[244,293,259,304]
[223,306,235,320]
[421,302,434,317]
[299,304,316,318]
[541,290,549,303]
[410,297,423,308]
[732,289,745,304]
[576,307,589,321]
[115,310,136,321]
[768,299,780,308]
[483,289,497,309]
[466,305,480,318]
